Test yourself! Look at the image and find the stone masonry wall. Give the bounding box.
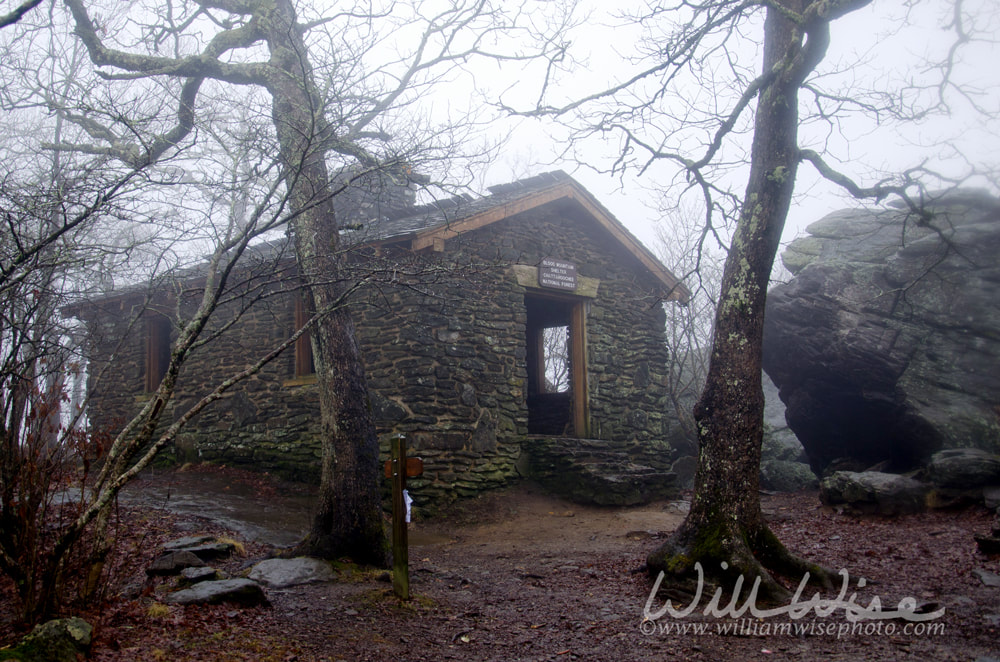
[82,293,325,481]
[355,256,529,505]
[459,205,673,447]
[83,202,675,508]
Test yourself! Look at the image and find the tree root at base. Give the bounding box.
[645,521,839,605]
[284,532,390,568]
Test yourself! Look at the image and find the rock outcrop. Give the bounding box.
[764,191,1000,474]
[760,460,818,492]
[164,578,268,606]
[659,353,814,492]
[760,373,815,491]
[248,557,334,588]
[0,618,92,662]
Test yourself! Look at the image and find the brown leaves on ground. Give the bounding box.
[2,472,998,661]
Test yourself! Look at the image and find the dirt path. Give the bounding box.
[56,468,1000,661]
[409,482,688,552]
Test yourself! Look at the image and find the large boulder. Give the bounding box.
[820,471,930,515]
[927,448,1000,489]
[664,356,813,491]
[764,191,1000,474]
[761,460,819,492]
[0,618,92,662]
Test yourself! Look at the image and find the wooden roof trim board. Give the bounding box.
[409,179,692,303]
[408,185,570,251]
[563,186,691,303]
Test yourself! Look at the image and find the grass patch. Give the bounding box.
[216,536,247,557]
[146,602,171,619]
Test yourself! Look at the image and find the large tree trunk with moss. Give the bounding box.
[301,304,386,564]
[263,0,387,565]
[646,0,856,598]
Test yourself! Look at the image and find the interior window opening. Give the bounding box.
[542,326,570,393]
[294,295,316,378]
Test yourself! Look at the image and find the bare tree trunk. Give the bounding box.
[647,0,842,599]
[261,0,386,565]
[55,0,563,574]
[304,306,386,563]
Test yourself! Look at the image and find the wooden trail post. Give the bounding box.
[385,434,422,600]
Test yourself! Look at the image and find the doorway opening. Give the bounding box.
[525,294,588,436]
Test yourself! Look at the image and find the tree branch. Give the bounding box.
[798,147,901,202]
[63,0,267,86]
[0,0,41,30]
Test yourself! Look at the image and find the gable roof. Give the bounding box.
[353,171,690,303]
[64,171,691,315]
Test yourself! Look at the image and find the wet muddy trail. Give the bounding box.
[121,466,317,547]
[82,466,1000,661]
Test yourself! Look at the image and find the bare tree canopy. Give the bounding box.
[0,0,574,597]
[510,0,997,598]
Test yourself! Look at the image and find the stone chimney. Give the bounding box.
[331,164,422,230]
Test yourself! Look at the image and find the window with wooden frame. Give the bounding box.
[144,315,171,393]
[293,295,316,378]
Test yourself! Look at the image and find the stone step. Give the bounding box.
[522,437,678,506]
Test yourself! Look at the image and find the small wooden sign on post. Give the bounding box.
[385,434,422,600]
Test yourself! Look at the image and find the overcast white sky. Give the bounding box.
[470,0,1000,258]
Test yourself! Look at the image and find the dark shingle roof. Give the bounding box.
[342,170,575,244]
[64,169,690,312]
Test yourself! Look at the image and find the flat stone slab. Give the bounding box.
[164,578,267,606]
[973,568,1000,588]
[163,535,217,551]
[248,557,335,588]
[161,535,235,560]
[180,566,220,584]
[181,542,235,560]
[147,550,206,576]
[983,486,1000,511]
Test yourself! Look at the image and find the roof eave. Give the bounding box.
[408,179,691,303]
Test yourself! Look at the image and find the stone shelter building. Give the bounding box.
[69,171,690,507]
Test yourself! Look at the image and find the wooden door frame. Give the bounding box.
[524,293,590,437]
[569,300,590,438]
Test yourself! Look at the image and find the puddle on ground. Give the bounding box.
[121,469,316,548]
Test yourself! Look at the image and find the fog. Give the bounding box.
[468,0,1000,256]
